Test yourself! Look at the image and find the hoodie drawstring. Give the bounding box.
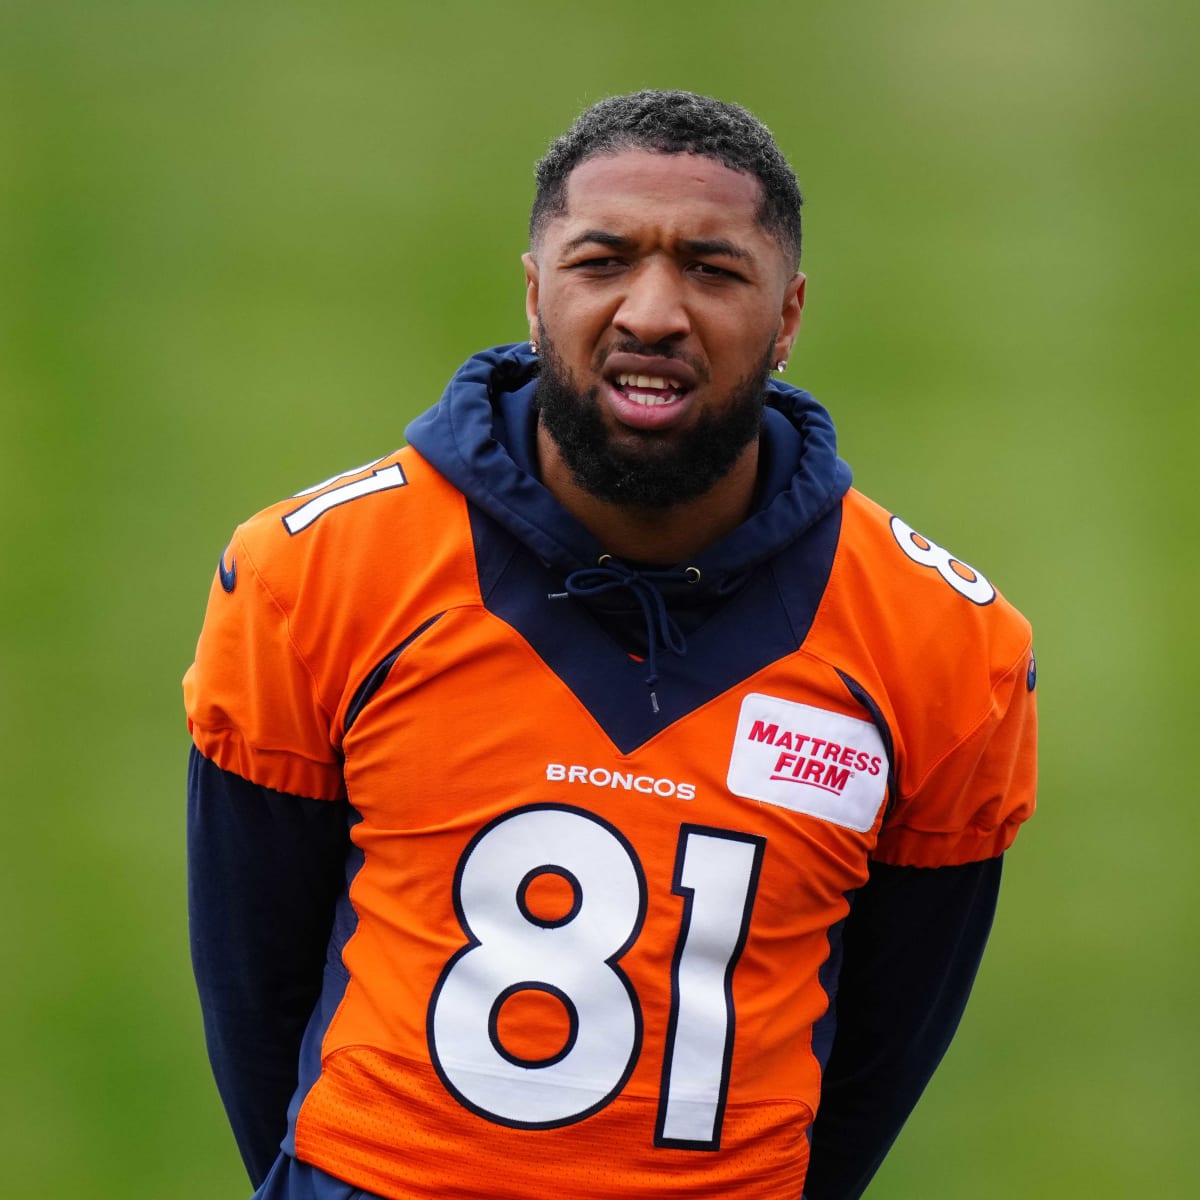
[559,557,690,713]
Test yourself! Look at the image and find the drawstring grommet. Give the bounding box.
[684,566,701,583]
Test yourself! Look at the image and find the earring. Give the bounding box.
[774,359,788,372]
[530,340,539,354]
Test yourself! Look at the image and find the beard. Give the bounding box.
[534,329,774,511]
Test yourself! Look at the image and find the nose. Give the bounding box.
[612,260,691,345]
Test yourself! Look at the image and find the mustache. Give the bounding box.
[597,340,709,382]
[605,338,687,360]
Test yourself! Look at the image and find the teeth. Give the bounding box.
[619,372,686,391]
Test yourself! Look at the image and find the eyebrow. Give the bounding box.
[561,230,636,254]
[678,237,753,263]
[560,229,755,263]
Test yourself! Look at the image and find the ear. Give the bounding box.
[522,252,540,345]
[773,272,805,366]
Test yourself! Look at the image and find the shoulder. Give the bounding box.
[833,487,1032,666]
[223,443,483,664]
[213,445,487,639]
[184,446,477,796]
[816,489,1037,866]
[227,448,438,594]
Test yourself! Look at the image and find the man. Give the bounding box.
[185,90,1036,1199]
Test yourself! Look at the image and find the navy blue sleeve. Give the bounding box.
[803,855,1004,1200]
[187,746,351,1187]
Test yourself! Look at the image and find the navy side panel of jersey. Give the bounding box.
[282,818,364,1159]
[469,502,844,754]
[344,614,447,733]
[834,670,899,821]
[810,900,852,1077]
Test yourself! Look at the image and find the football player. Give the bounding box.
[186,90,1036,1199]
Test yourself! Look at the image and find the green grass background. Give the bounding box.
[2,1,1195,1195]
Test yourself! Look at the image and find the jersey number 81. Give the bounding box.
[427,803,764,1150]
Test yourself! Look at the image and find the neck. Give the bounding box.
[536,422,760,564]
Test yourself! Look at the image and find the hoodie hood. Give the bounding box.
[406,343,853,595]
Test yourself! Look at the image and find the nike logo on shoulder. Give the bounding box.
[218,547,237,593]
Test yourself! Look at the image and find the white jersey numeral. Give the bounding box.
[282,462,407,534]
[657,826,764,1148]
[427,805,765,1149]
[428,805,644,1127]
[890,515,995,605]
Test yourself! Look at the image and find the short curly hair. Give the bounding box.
[530,90,803,268]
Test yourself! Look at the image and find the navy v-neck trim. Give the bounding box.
[469,502,843,753]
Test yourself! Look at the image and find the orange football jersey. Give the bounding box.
[185,350,1035,1198]
[186,490,1034,1195]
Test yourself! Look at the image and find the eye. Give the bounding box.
[569,256,625,271]
[690,262,740,280]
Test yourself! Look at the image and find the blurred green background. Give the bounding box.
[2,1,1195,1196]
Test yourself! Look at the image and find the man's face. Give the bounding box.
[524,150,804,510]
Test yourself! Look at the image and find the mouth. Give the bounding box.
[601,354,699,423]
[600,350,700,429]
[611,371,691,407]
